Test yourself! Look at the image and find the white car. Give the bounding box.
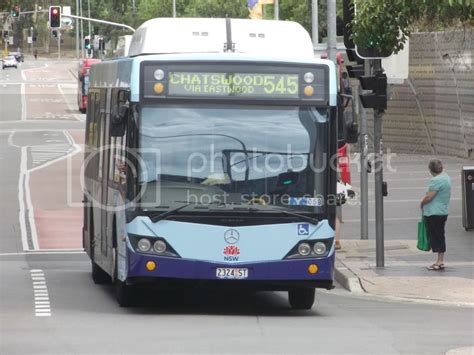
[2,56,18,69]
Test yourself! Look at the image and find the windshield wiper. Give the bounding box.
[235,206,319,225]
[273,209,319,225]
[148,203,193,223]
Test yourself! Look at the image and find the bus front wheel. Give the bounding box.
[288,288,315,310]
[92,262,111,284]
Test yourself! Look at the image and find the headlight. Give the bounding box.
[137,238,151,252]
[153,240,167,254]
[298,243,311,256]
[313,242,327,255]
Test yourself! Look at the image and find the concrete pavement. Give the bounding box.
[335,154,474,307]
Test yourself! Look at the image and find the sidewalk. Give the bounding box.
[335,154,474,307]
[335,239,474,306]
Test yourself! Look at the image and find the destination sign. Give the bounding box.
[167,72,300,99]
[141,63,329,104]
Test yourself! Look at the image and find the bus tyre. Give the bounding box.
[92,262,111,284]
[288,288,315,310]
[115,278,133,307]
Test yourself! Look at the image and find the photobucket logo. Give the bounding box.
[68,145,162,212]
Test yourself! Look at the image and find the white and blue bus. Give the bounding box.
[83,18,340,309]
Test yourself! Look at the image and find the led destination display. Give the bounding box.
[142,63,329,103]
[167,72,300,99]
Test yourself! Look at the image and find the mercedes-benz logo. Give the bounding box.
[224,229,240,244]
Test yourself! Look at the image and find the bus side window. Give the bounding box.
[109,89,128,184]
[85,92,100,179]
[97,94,107,181]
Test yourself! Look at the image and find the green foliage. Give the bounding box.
[352,0,474,54]
[183,0,248,18]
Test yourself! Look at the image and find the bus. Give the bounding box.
[78,58,101,113]
[83,18,344,309]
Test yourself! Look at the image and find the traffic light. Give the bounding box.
[2,30,8,39]
[11,6,20,18]
[358,73,388,111]
[49,6,62,29]
[342,0,354,49]
[84,37,91,50]
[52,30,58,38]
[99,37,105,51]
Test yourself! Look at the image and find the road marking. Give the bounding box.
[0,250,85,256]
[7,131,21,149]
[18,147,29,251]
[30,269,52,317]
[21,83,26,120]
[21,63,49,81]
[58,83,85,121]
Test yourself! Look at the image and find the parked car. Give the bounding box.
[2,56,18,69]
[10,52,24,62]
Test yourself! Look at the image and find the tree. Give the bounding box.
[352,0,474,54]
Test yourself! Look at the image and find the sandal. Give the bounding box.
[427,264,444,271]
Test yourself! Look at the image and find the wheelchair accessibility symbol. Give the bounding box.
[297,223,310,235]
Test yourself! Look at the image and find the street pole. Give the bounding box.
[57,31,61,60]
[80,0,84,58]
[360,59,370,240]
[311,0,318,48]
[172,0,176,17]
[373,59,385,267]
[87,0,92,57]
[274,0,279,20]
[30,26,33,54]
[75,0,79,59]
[326,0,337,62]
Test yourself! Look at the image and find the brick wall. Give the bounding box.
[367,29,474,159]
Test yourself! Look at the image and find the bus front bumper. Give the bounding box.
[126,251,335,290]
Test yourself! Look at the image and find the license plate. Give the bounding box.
[216,268,248,279]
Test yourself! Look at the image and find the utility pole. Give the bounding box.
[75,0,79,58]
[80,0,84,58]
[87,0,91,38]
[30,26,33,53]
[57,31,61,59]
[326,0,337,62]
[311,0,318,48]
[358,60,388,267]
[372,59,385,267]
[360,59,370,240]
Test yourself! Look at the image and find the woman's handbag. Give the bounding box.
[417,217,431,251]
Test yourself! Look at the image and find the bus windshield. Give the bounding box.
[138,104,328,214]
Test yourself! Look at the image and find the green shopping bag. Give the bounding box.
[417,217,431,251]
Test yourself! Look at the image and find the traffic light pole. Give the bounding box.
[57,31,61,60]
[359,59,370,240]
[372,59,385,267]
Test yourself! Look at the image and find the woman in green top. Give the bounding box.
[420,159,452,270]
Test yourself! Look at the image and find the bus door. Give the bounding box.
[99,89,112,258]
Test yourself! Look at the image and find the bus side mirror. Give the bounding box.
[111,103,128,137]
